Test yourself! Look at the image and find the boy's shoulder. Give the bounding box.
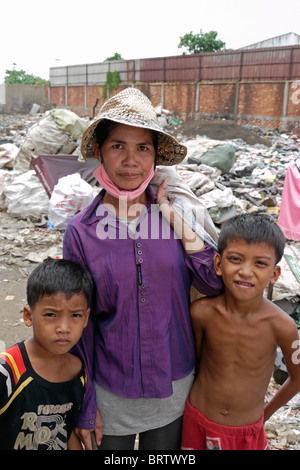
[191,293,224,310]
[0,342,30,404]
[64,353,86,381]
[0,342,27,379]
[0,343,85,387]
[264,298,298,331]
[190,294,224,320]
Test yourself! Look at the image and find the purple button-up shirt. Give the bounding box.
[63,187,223,428]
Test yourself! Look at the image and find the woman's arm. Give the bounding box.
[74,409,103,450]
[156,179,223,296]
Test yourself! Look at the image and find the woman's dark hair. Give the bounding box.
[26,258,94,308]
[94,119,159,166]
[217,213,286,264]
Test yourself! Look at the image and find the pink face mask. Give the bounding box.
[94,164,155,201]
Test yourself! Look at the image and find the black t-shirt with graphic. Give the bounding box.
[0,341,86,450]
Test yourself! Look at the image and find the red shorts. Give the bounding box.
[181,397,268,450]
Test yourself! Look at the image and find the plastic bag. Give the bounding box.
[0,143,19,169]
[5,170,49,216]
[150,166,219,248]
[13,109,89,171]
[199,144,236,174]
[48,173,94,230]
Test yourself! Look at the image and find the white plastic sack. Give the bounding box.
[5,170,49,217]
[0,169,21,210]
[198,188,236,209]
[0,143,19,169]
[48,173,94,230]
[150,166,219,248]
[0,143,19,168]
[13,109,89,171]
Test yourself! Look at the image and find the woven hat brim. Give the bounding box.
[80,117,187,166]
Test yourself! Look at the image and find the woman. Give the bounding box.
[63,88,223,450]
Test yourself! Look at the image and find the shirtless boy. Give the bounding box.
[181,214,300,450]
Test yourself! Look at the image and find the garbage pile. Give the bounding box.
[265,379,300,450]
[0,111,300,449]
[0,109,97,227]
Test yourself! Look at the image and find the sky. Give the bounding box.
[1,0,300,83]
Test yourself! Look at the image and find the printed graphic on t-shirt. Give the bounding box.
[14,403,74,450]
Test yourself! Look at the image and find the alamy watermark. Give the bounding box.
[95,201,205,252]
[292,340,300,365]
[291,80,300,105]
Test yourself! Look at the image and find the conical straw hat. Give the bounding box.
[80,87,187,166]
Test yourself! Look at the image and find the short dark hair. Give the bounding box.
[26,258,94,308]
[217,213,285,264]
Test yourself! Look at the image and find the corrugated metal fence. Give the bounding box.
[50,46,300,86]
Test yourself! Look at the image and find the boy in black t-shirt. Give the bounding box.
[0,258,93,450]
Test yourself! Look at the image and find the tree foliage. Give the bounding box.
[102,53,123,99]
[4,68,48,84]
[105,53,124,61]
[178,30,226,54]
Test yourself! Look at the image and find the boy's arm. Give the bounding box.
[190,299,207,375]
[264,316,300,422]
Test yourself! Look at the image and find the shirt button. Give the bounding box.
[141,290,145,295]
[136,242,141,247]
[138,258,143,263]
[89,420,94,425]
[141,298,146,303]
[137,250,142,255]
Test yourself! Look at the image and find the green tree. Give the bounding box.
[4,68,48,84]
[105,53,124,61]
[178,30,226,54]
[102,53,123,99]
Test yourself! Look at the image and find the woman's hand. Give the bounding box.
[75,409,103,450]
[156,179,204,253]
[156,178,173,210]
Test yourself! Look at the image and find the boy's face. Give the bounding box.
[214,238,281,301]
[23,292,90,356]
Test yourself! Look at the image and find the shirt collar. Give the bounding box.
[80,186,157,226]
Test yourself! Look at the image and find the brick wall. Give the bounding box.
[288,82,300,117]
[198,83,236,116]
[238,82,285,116]
[50,87,65,107]
[49,79,300,134]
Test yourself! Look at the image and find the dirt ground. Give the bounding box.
[167,118,273,147]
[0,214,64,350]
[0,264,32,349]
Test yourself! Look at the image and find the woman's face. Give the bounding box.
[93,123,156,190]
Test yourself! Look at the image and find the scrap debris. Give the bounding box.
[265,379,300,450]
[0,111,300,449]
